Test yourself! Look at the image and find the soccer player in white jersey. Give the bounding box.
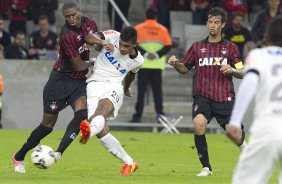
[226,16,282,184]
[79,26,144,176]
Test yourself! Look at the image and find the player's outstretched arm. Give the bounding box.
[168,55,189,74]
[84,33,114,53]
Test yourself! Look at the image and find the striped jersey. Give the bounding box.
[53,16,98,79]
[182,37,243,102]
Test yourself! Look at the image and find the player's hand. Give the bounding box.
[124,87,133,97]
[220,64,233,75]
[103,41,114,53]
[83,43,92,51]
[226,124,242,145]
[28,48,37,56]
[168,55,179,67]
[147,53,157,60]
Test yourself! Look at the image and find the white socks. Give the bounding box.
[99,133,134,165]
[89,115,105,137]
[89,116,134,165]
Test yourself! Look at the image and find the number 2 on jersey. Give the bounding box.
[270,64,282,101]
[111,91,120,103]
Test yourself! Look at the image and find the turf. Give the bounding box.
[0,129,278,184]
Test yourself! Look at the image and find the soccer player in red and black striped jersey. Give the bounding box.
[12,2,113,173]
[168,7,247,176]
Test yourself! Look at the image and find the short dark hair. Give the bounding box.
[146,7,156,19]
[266,16,282,47]
[38,15,49,23]
[120,26,137,43]
[14,31,25,37]
[232,12,244,21]
[207,7,227,23]
[62,1,80,13]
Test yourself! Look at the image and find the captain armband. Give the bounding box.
[234,61,244,69]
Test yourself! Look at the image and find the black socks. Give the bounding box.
[194,134,212,171]
[56,109,87,154]
[15,124,53,161]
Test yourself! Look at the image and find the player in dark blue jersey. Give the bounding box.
[12,1,113,173]
[168,7,247,176]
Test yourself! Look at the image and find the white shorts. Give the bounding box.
[232,117,282,184]
[86,81,124,119]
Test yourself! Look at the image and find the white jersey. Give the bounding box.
[87,30,144,84]
[245,46,282,119]
[232,46,282,184]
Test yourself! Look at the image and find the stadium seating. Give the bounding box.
[170,11,193,49]
[184,24,208,50]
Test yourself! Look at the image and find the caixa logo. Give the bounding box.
[105,51,127,73]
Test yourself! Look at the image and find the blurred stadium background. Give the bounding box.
[0,0,255,133]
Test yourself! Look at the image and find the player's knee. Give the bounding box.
[68,109,87,135]
[194,121,207,134]
[41,121,55,128]
[74,109,87,121]
[42,112,58,128]
[95,99,114,117]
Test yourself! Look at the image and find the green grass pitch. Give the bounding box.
[0,129,279,184]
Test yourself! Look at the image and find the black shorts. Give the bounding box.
[192,95,234,128]
[43,70,87,114]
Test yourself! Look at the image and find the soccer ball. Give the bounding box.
[31,145,56,169]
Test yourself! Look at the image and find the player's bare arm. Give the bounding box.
[168,55,189,74]
[231,68,244,79]
[220,64,244,79]
[84,33,114,53]
[70,56,91,71]
[123,71,136,97]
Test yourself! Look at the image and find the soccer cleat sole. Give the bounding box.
[79,120,91,144]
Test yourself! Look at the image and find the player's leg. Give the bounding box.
[79,81,105,143]
[192,96,213,176]
[194,114,212,176]
[213,101,247,151]
[56,96,87,157]
[55,78,87,155]
[225,123,247,151]
[232,129,276,184]
[13,70,65,173]
[84,83,137,175]
[94,99,134,162]
[150,69,164,115]
[131,69,149,122]
[94,99,137,176]
[13,112,57,173]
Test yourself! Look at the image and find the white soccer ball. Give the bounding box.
[31,145,56,169]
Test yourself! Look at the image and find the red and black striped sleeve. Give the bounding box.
[60,33,80,59]
[182,43,196,70]
[85,17,98,34]
[230,43,242,66]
